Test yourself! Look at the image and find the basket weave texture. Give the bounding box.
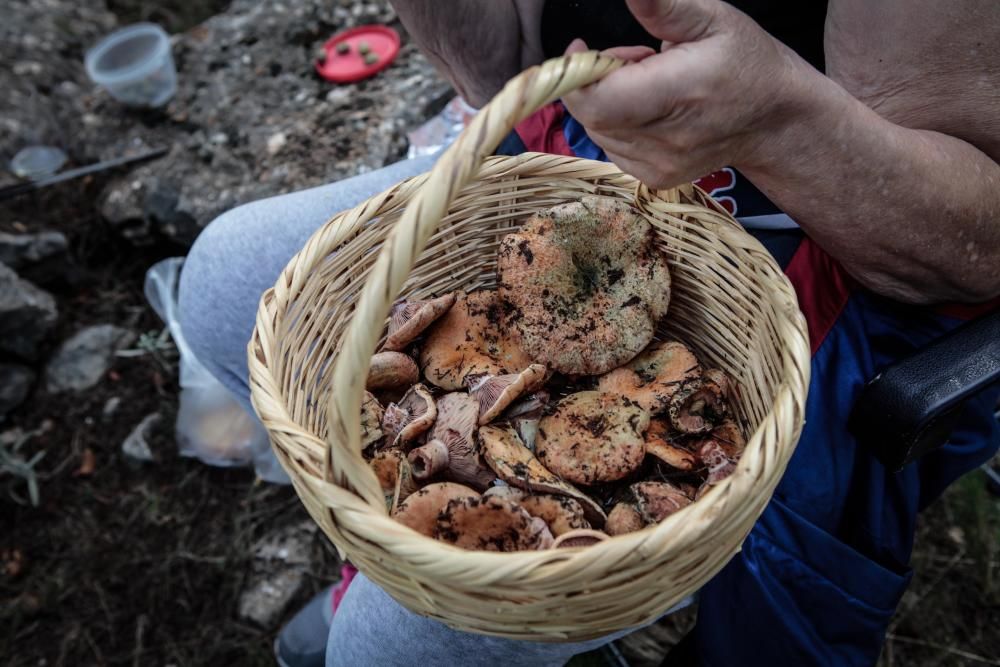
[248,52,811,641]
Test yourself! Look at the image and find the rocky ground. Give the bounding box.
[1,1,998,666]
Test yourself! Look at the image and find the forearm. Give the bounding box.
[390,1,545,107]
[741,67,1000,304]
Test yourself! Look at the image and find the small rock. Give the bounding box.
[266,131,287,155]
[238,569,308,629]
[0,262,58,360]
[0,364,34,415]
[121,412,160,462]
[101,396,122,422]
[238,520,317,628]
[45,324,136,393]
[0,231,68,269]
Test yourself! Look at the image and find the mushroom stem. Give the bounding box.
[408,439,450,480]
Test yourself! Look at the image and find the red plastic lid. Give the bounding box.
[315,25,401,83]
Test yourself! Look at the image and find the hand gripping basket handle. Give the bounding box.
[327,52,627,506]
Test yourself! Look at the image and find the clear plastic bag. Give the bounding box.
[406,96,477,159]
[144,258,289,483]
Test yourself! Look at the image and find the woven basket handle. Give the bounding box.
[327,52,626,506]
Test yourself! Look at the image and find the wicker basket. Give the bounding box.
[248,52,810,641]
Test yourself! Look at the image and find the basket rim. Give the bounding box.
[247,152,811,578]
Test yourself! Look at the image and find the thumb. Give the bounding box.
[625,0,723,43]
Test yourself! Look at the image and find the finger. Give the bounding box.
[601,45,657,62]
[563,52,682,130]
[565,38,589,55]
[625,0,723,43]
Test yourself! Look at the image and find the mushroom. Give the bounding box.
[694,421,746,486]
[391,482,480,537]
[382,293,456,352]
[606,502,645,536]
[597,341,701,414]
[407,439,449,480]
[535,391,649,486]
[391,457,422,511]
[644,418,697,471]
[479,423,607,526]
[631,481,693,524]
[503,390,550,419]
[552,529,610,548]
[419,290,535,391]
[435,496,554,551]
[428,392,497,490]
[381,383,436,447]
[360,391,386,450]
[517,494,590,536]
[370,448,403,493]
[482,484,526,502]
[668,377,729,435]
[467,363,547,425]
[367,351,420,391]
[496,195,671,375]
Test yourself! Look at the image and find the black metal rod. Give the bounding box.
[0,146,169,202]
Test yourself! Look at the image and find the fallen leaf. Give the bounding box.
[73,448,96,477]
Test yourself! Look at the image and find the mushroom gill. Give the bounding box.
[382,293,456,352]
[467,363,547,425]
[668,377,729,435]
[381,383,436,447]
[429,392,496,490]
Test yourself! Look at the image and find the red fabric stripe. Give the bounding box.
[514,102,574,156]
[783,237,854,355]
[934,296,1000,321]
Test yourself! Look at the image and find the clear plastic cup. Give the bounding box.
[85,23,177,108]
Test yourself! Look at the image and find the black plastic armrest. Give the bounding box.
[848,309,1000,471]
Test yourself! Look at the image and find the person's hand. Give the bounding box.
[562,0,821,189]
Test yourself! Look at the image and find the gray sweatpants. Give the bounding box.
[178,156,689,666]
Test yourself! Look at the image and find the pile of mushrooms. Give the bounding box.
[359,196,746,552]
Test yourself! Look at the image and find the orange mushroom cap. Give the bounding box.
[435,495,554,551]
[366,351,420,391]
[644,418,697,471]
[597,340,700,414]
[497,196,671,375]
[606,502,645,536]
[418,290,535,391]
[391,482,480,537]
[535,391,649,486]
[479,423,607,526]
[381,383,436,447]
[631,481,693,524]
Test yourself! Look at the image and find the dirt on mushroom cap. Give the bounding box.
[419,290,535,391]
[597,340,700,414]
[392,482,480,537]
[435,495,553,551]
[479,423,607,526]
[632,481,693,524]
[517,494,590,536]
[535,391,650,486]
[497,196,671,375]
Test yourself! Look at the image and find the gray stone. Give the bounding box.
[121,412,160,462]
[45,324,137,393]
[0,231,68,269]
[0,364,35,415]
[238,520,318,628]
[0,263,58,360]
